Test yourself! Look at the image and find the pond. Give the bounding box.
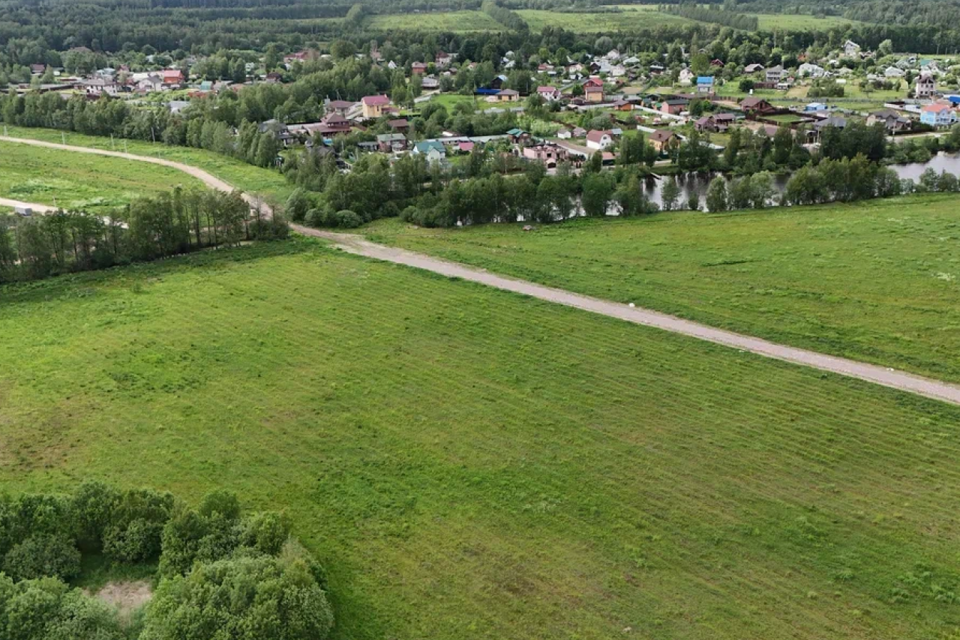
[640,153,960,211]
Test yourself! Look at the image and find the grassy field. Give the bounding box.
[364,194,960,383]
[0,127,294,207]
[4,238,960,640]
[364,7,860,33]
[753,13,860,30]
[367,10,503,31]
[519,7,693,32]
[428,93,518,112]
[0,140,206,211]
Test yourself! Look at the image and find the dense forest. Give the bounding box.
[1,0,960,54]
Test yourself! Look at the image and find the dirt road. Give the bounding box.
[5,134,960,406]
[0,198,57,213]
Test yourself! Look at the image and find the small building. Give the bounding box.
[678,68,695,86]
[388,118,409,132]
[572,126,587,138]
[649,129,677,153]
[557,128,572,139]
[739,97,776,115]
[522,142,569,167]
[325,99,356,116]
[696,76,714,94]
[745,63,765,74]
[765,65,784,84]
[916,73,937,99]
[585,85,604,103]
[496,88,519,102]
[376,133,407,152]
[361,94,390,119]
[537,86,562,101]
[507,128,531,144]
[920,102,957,128]
[866,109,912,133]
[421,76,439,90]
[843,40,861,58]
[695,113,735,133]
[797,63,826,79]
[265,72,283,84]
[585,130,614,150]
[161,69,184,87]
[660,99,688,115]
[413,140,446,163]
[411,62,427,75]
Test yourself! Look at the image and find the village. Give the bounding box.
[6,38,960,176]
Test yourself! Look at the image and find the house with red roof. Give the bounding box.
[537,86,562,101]
[585,130,614,150]
[161,69,184,87]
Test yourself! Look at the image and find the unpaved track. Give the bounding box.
[6,135,960,407]
[0,197,56,213]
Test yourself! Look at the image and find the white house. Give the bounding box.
[537,86,562,101]
[843,40,861,58]
[798,63,826,78]
[916,73,937,98]
[585,130,614,150]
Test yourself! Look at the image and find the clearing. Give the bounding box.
[364,195,960,383]
[0,139,206,211]
[3,239,960,640]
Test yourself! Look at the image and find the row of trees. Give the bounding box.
[0,188,287,284]
[0,483,333,640]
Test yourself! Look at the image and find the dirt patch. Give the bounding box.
[94,580,153,621]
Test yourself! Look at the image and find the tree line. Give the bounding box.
[0,482,333,640]
[0,188,287,284]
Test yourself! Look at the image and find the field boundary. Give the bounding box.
[5,134,960,406]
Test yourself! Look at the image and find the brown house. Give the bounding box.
[649,129,678,153]
[739,97,776,115]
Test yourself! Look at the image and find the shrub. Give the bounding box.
[333,209,362,228]
[2,535,81,582]
[0,575,124,640]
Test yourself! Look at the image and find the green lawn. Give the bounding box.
[0,127,294,207]
[4,238,960,640]
[428,93,515,111]
[0,140,206,211]
[364,194,960,383]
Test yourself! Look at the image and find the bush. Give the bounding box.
[304,207,326,227]
[2,535,81,582]
[333,209,362,228]
[0,575,124,640]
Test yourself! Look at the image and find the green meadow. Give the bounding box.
[4,238,960,640]
[366,10,503,32]
[0,140,205,211]
[365,194,960,383]
[0,127,294,207]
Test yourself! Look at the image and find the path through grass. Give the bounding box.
[364,195,960,383]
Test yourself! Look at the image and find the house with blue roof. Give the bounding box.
[696,76,714,94]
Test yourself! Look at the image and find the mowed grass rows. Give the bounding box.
[365,195,960,383]
[0,140,206,211]
[3,240,960,639]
